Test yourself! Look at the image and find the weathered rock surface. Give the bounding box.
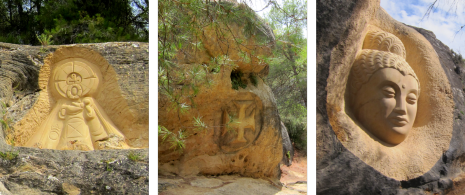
[0,42,149,194]
[158,175,306,195]
[317,0,465,194]
[280,122,293,166]
[158,1,287,182]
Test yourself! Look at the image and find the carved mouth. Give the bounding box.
[390,116,408,126]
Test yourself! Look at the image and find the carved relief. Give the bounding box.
[363,30,406,59]
[24,58,129,150]
[220,93,261,152]
[326,13,453,181]
[348,30,420,145]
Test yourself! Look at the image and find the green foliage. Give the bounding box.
[127,151,143,162]
[0,150,18,160]
[284,119,307,153]
[36,34,53,47]
[0,101,12,135]
[249,73,258,87]
[225,113,240,134]
[231,71,247,90]
[0,0,148,45]
[101,159,115,172]
[264,0,307,152]
[193,116,208,135]
[286,151,291,159]
[159,123,203,153]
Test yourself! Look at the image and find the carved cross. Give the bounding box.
[231,100,255,143]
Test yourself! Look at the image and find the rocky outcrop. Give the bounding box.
[280,122,293,166]
[0,42,148,194]
[158,1,286,182]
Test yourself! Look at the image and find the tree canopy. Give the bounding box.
[264,0,307,152]
[0,0,148,45]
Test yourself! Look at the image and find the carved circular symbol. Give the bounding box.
[53,60,98,99]
[66,73,82,85]
[49,131,59,140]
[66,84,83,99]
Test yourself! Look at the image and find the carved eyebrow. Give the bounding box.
[378,80,400,91]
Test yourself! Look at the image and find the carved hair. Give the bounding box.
[363,30,406,59]
[349,49,420,99]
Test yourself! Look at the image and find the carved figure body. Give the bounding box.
[25,59,129,150]
[349,50,420,145]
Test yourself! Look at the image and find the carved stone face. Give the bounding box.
[354,68,419,145]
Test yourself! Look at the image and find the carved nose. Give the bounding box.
[394,98,407,114]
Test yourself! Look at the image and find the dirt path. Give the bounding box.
[279,149,307,193]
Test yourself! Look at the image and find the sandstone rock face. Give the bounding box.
[0,42,148,194]
[158,2,285,181]
[317,0,465,194]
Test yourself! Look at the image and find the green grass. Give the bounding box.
[101,159,115,172]
[128,151,143,162]
[0,151,18,160]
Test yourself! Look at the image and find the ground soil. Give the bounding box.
[280,149,307,185]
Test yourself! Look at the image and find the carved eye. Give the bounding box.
[407,93,417,104]
[382,87,395,98]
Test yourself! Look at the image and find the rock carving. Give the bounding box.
[363,30,406,59]
[229,100,256,143]
[349,49,420,145]
[25,59,129,150]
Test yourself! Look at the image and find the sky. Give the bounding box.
[381,0,465,54]
[245,0,307,38]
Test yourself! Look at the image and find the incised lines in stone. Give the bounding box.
[221,100,258,148]
[25,58,129,151]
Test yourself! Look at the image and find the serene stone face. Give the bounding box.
[353,68,418,145]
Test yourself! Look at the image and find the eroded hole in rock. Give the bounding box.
[230,70,247,90]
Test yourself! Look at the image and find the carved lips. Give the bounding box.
[389,115,408,126]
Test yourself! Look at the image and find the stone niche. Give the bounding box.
[11,46,148,150]
[326,8,454,180]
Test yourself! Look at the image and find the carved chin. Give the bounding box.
[366,123,410,145]
[357,116,410,145]
[381,126,409,145]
